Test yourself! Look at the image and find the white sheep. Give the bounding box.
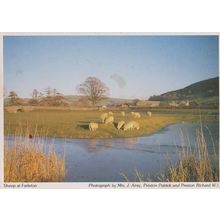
[100,113,108,123]
[117,121,125,130]
[147,111,152,117]
[123,121,140,131]
[104,116,114,124]
[89,122,98,131]
[132,121,140,130]
[121,111,125,116]
[108,111,113,116]
[131,111,134,116]
[133,112,141,119]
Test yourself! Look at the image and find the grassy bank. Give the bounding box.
[4,136,65,182]
[4,108,218,139]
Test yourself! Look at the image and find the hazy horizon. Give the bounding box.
[4,35,219,99]
[4,76,219,100]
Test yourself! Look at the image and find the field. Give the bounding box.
[4,107,219,182]
[4,107,219,139]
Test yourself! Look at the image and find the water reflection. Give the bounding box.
[4,123,219,182]
[87,139,99,153]
[85,139,114,153]
[116,137,139,147]
[101,139,113,148]
[83,138,140,153]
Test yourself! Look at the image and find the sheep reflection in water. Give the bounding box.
[86,139,114,153]
[117,138,139,148]
[88,138,139,152]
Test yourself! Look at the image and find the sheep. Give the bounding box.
[117,121,125,130]
[121,111,125,116]
[123,121,140,131]
[104,116,114,124]
[108,111,113,116]
[100,113,108,123]
[123,121,133,131]
[147,111,152,117]
[89,122,98,131]
[132,121,140,130]
[131,111,141,118]
[133,112,141,119]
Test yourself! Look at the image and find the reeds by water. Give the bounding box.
[163,127,219,182]
[4,127,65,182]
[122,125,219,182]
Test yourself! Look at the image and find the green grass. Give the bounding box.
[193,96,219,105]
[4,108,219,139]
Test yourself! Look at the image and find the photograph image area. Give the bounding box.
[3,35,219,186]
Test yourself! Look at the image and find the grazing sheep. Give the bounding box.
[121,111,125,116]
[133,112,141,119]
[89,122,98,131]
[131,111,134,116]
[100,113,108,123]
[117,121,125,130]
[104,116,114,124]
[108,111,113,116]
[132,121,140,130]
[123,121,133,131]
[123,121,140,131]
[147,111,152,117]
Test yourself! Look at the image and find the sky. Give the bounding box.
[3,35,219,99]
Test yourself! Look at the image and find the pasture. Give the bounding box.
[4,107,218,139]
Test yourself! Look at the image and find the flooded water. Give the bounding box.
[5,123,219,182]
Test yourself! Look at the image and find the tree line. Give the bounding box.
[7,87,69,106]
[6,77,109,107]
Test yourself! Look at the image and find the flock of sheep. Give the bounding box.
[88,111,152,131]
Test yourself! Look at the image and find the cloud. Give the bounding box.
[110,74,126,88]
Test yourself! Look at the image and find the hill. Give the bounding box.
[65,95,134,106]
[149,77,219,100]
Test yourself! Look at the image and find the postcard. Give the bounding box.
[0,33,219,189]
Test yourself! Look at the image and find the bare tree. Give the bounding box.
[44,87,53,97]
[39,92,44,99]
[29,89,40,105]
[38,88,69,106]
[52,89,58,97]
[32,89,39,100]
[8,91,18,105]
[77,77,109,106]
[3,87,7,99]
